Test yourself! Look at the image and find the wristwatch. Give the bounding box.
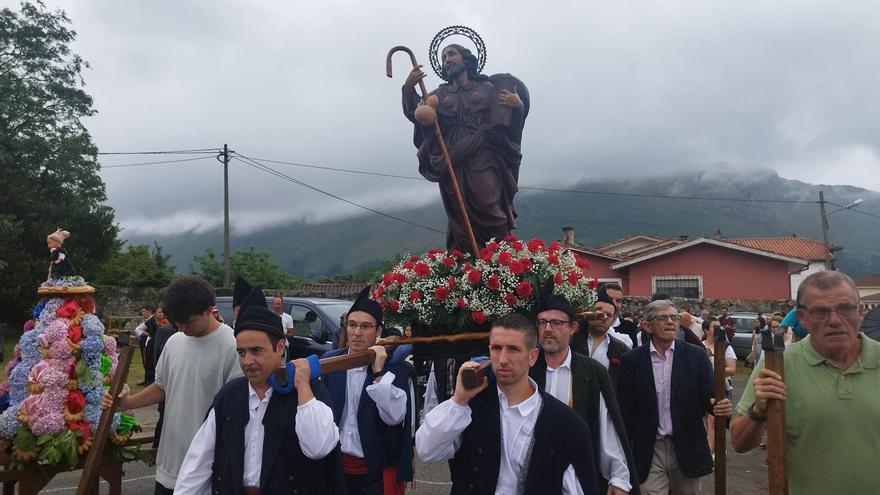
[747,404,767,422]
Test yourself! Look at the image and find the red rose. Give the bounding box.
[498,251,513,265]
[66,390,86,413]
[480,247,494,262]
[409,255,420,262]
[503,235,519,242]
[389,300,400,312]
[508,260,525,276]
[451,249,465,258]
[434,286,450,301]
[403,260,415,270]
[515,281,533,298]
[56,299,80,319]
[457,296,467,310]
[467,269,482,284]
[610,357,621,366]
[471,311,488,325]
[409,290,421,302]
[464,262,472,270]
[587,278,599,290]
[520,258,533,272]
[548,241,561,252]
[486,275,501,291]
[448,276,457,289]
[396,273,408,284]
[554,272,564,285]
[382,273,396,286]
[526,238,545,252]
[414,262,430,277]
[442,256,456,267]
[503,293,516,306]
[67,325,82,344]
[548,253,560,265]
[512,240,524,251]
[568,271,581,286]
[69,422,91,444]
[575,257,589,269]
[486,241,500,251]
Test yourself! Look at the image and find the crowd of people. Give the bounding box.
[104,269,877,494]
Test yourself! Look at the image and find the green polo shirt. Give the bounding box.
[737,334,880,495]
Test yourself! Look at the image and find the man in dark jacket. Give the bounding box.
[617,299,733,494]
[572,292,631,388]
[322,287,413,495]
[417,313,599,494]
[530,279,639,494]
[174,290,343,494]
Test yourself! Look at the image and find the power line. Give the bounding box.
[97,148,218,156]
[231,153,445,234]
[101,156,214,168]
[826,201,880,220]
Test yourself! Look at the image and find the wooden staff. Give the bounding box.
[713,328,728,495]
[761,328,788,495]
[386,46,480,257]
[76,345,134,495]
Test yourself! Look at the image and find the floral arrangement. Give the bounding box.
[374,236,598,331]
[0,280,141,470]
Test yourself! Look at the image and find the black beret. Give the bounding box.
[595,291,616,309]
[232,276,252,307]
[235,305,284,338]
[348,286,383,327]
[537,278,576,319]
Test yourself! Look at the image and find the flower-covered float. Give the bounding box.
[0,234,143,470]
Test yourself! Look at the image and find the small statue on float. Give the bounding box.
[47,228,76,280]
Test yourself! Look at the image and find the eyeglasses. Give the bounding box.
[798,304,859,321]
[346,321,377,330]
[649,314,681,323]
[537,319,573,330]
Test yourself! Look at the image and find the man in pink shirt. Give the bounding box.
[616,300,733,494]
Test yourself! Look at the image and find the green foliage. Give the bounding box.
[36,429,78,468]
[0,2,120,323]
[191,247,301,289]
[94,243,176,287]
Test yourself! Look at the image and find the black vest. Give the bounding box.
[209,376,344,495]
[450,385,599,495]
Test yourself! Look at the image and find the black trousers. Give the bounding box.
[154,481,173,495]
[344,471,382,495]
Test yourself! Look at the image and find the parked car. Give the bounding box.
[215,296,352,359]
[728,312,760,360]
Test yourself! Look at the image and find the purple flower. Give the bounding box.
[0,407,22,438]
[81,315,104,338]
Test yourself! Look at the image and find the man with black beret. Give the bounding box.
[572,291,632,388]
[322,287,413,494]
[232,276,251,322]
[175,287,344,494]
[530,279,640,494]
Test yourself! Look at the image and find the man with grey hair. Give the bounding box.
[617,300,732,494]
[731,270,880,495]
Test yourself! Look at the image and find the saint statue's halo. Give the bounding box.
[429,25,487,78]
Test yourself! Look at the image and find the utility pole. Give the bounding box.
[222,144,231,288]
[819,190,833,270]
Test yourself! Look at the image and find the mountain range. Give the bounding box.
[124,168,880,279]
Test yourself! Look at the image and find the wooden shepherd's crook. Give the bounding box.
[76,345,135,495]
[713,328,728,495]
[386,46,481,257]
[761,328,788,495]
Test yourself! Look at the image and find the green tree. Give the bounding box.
[93,243,176,287]
[0,2,119,323]
[191,247,300,289]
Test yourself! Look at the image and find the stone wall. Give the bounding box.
[621,296,797,317]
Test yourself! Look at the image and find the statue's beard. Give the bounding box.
[444,62,467,81]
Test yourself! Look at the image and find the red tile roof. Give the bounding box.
[856,274,880,287]
[725,237,831,262]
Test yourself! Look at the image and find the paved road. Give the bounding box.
[39,370,768,494]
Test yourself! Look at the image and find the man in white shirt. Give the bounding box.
[175,291,342,494]
[573,292,631,388]
[271,296,294,335]
[416,313,599,494]
[530,279,639,494]
[102,276,242,495]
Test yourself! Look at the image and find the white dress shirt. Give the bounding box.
[546,350,631,492]
[280,312,294,332]
[174,383,339,494]
[416,378,583,495]
[587,333,612,368]
[339,365,407,457]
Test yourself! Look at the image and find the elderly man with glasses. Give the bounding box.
[731,271,880,495]
[616,299,733,495]
[322,287,413,495]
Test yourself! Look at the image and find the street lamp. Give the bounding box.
[819,193,863,269]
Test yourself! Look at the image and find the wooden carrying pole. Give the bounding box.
[76,345,134,495]
[386,46,480,257]
[713,329,728,495]
[761,329,788,495]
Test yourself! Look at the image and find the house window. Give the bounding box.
[652,276,702,298]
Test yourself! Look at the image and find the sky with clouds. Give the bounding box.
[13,0,880,237]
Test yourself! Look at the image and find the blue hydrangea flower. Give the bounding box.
[0,407,22,438]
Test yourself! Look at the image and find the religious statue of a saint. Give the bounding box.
[400,29,529,253]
